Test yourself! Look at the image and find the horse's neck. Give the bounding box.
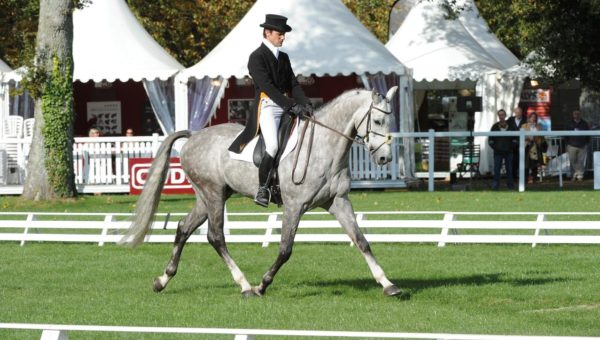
[315,91,367,137]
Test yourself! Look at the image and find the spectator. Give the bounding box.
[507,107,527,179]
[565,110,590,181]
[88,127,101,137]
[523,112,546,184]
[125,128,134,137]
[488,109,517,190]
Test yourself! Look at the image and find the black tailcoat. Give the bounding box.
[228,43,309,153]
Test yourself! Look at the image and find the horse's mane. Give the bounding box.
[314,88,368,118]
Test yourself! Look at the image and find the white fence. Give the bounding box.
[2,211,600,247]
[1,323,596,340]
[0,135,403,193]
[5,129,600,193]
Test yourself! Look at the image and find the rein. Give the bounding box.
[291,101,392,185]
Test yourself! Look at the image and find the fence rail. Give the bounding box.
[2,211,600,247]
[1,323,597,340]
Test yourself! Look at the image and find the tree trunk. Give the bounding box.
[22,0,76,200]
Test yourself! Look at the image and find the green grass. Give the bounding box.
[1,243,599,338]
[2,191,600,338]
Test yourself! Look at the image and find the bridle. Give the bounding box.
[292,94,393,184]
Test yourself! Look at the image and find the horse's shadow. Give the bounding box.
[292,270,573,298]
[158,271,573,299]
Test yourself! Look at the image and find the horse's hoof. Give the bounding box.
[384,285,409,299]
[153,278,165,293]
[241,289,261,298]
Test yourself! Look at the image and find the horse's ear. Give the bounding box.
[386,86,399,102]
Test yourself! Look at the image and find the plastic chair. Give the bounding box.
[23,118,35,138]
[456,143,480,178]
[3,116,23,138]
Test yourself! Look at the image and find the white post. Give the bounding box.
[532,213,546,248]
[262,213,280,248]
[519,131,526,192]
[428,129,435,192]
[40,329,68,340]
[438,213,455,247]
[20,213,36,247]
[99,215,114,246]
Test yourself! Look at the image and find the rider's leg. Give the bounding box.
[255,99,283,207]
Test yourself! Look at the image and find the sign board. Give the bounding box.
[520,89,552,130]
[129,158,194,195]
[87,101,122,135]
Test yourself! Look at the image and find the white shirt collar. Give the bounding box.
[263,38,279,59]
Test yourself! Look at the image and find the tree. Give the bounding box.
[0,0,39,68]
[476,0,600,121]
[21,0,77,200]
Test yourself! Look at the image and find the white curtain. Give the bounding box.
[143,78,176,135]
[188,76,227,131]
[476,71,526,174]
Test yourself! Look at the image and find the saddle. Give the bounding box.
[252,114,296,206]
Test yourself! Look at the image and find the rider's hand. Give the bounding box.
[304,103,314,117]
[289,104,305,118]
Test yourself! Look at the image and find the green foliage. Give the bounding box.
[126,0,255,67]
[41,55,75,197]
[0,0,39,67]
[477,0,600,89]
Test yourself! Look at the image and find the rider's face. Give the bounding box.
[265,29,285,47]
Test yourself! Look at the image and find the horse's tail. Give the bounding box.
[119,130,192,247]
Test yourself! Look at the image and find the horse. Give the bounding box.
[120,86,404,298]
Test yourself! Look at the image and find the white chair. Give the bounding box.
[23,118,35,138]
[0,149,7,185]
[3,116,24,138]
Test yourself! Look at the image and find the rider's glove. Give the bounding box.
[289,104,306,118]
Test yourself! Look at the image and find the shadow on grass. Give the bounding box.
[291,272,573,297]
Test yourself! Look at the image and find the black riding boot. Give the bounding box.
[254,154,275,207]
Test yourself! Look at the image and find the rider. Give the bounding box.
[228,14,312,207]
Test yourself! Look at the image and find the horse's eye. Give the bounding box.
[374,119,382,125]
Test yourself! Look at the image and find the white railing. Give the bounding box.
[2,211,600,247]
[0,135,404,193]
[0,323,596,340]
[4,130,600,193]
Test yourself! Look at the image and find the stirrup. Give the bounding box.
[254,187,271,208]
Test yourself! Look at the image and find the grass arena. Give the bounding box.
[1,191,600,338]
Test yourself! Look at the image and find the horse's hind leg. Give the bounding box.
[326,196,405,297]
[154,200,207,292]
[204,188,254,296]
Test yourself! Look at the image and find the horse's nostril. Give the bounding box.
[379,156,387,163]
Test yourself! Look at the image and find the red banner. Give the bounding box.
[129,158,194,195]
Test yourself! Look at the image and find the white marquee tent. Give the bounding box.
[174,0,411,132]
[1,0,184,136]
[72,0,183,82]
[386,0,531,173]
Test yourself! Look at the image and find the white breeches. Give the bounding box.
[259,97,285,157]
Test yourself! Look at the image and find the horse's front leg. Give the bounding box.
[328,195,405,297]
[254,205,301,296]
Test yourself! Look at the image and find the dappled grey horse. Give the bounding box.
[121,86,403,297]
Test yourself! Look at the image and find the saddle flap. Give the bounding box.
[253,134,265,167]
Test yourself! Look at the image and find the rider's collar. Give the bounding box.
[262,39,280,59]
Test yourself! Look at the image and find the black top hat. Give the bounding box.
[260,14,292,32]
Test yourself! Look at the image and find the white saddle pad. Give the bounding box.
[229,119,300,163]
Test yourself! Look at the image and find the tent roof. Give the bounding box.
[0,59,11,72]
[386,0,519,82]
[179,0,406,80]
[73,0,183,82]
